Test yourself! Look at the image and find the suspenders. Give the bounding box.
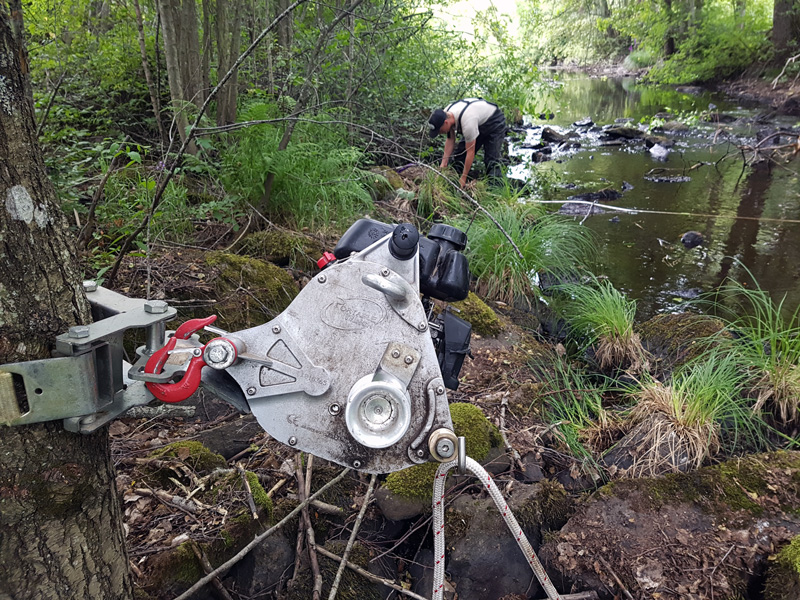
[447,99,499,138]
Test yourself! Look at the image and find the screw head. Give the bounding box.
[318,274,327,283]
[144,300,169,314]
[404,355,414,365]
[352,460,362,469]
[68,325,90,339]
[418,322,428,331]
[381,268,390,277]
[288,436,298,446]
[206,345,229,364]
[272,325,281,334]
[391,349,401,359]
[436,439,455,459]
[416,449,425,458]
[82,280,98,292]
[436,386,445,395]
[328,404,341,416]
[247,387,257,396]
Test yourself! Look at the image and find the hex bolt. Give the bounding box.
[288,436,298,446]
[68,325,90,339]
[436,439,455,459]
[82,280,98,293]
[436,386,445,395]
[318,274,327,283]
[381,268,390,277]
[404,355,414,365]
[418,322,427,331]
[352,460,362,469]
[272,325,281,334]
[144,299,169,314]
[329,404,341,416]
[247,387,257,396]
[391,349,401,359]
[206,345,229,365]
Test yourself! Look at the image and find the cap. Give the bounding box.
[428,109,447,138]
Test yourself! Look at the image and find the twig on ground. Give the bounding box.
[267,477,288,497]
[498,392,524,471]
[296,453,323,600]
[237,465,259,520]
[328,474,377,600]
[172,467,351,600]
[190,541,235,600]
[316,546,429,600]
[595,554,634,600]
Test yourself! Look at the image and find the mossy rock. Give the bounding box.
[383,403,502,502]
[513,479,573,533]
[149,440,227,472]
[451,292,503,337]
[637,313,727,376]
[764,535,800,600]
[204,251,298,331]
[239,229,323,271]
[366,166,404,201]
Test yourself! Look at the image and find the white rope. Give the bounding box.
[431,457,562,600]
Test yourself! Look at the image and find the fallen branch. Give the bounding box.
[498,392,524,472]
[595,554,634,600]
[237,466,259,520]
[296,453,323,600]
[172,467,351,600]
[772,52,800,89]
[316,546,429,600]
[190,541,235,600]
[328,474,377,600]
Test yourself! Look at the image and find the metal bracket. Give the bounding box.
[0,283,177,433]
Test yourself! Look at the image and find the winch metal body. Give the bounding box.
[224,232,452,474]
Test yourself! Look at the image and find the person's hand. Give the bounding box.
[459,174,468,188]
[440,160,447,170]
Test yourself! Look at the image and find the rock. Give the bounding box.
[374,484,430,520]
[614,117,634,123]
[520,140,548,150]
[230,533,295,597]
[676,85,704,95]
[608,216,620,223]
[780,95,800,116]
[704,112,738,123]
[521,452,545,482]
[444,481,572,600]
[621,180,634,191]
[567,188,622,202]
[541,127,570,144]
[637,313,727,377]
[450,292,503,336]
[680,230,704,248]
[573,117,594,128]
[644,134,675,149]
[643,175,691,183]
[648,143,670,160]
[558,202,607,216]
[193,414,263,460]
[662,120,690,132]
[239,229,323,270]
[599,139,625,147]
[483,445,513,476]
[541,452,800,600]
[603,126,644,140]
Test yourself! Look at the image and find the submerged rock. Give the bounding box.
[681,230,704,248]
[567,188,622,202]
[648,143,670,160]
[541,451,800,600]
[644,175,692,183]
[637,312,727,377]
[558,202,608,216]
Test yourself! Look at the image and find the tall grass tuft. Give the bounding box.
[456,203,594,306]
[221,102,373,231]
[555,276,649,374]
[704,266,800,425]
[623,352,767,476]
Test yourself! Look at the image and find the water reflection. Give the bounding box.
[515,75,800,319]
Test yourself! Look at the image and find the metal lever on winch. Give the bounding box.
[143,315,218,403]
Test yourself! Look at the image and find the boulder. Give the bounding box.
[602,126,644,140]
[637,312,727,377]
[541,127,570,144]
[573,117,594,128]
[541,451,800,600]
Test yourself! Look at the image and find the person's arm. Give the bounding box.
[440,134,455,169]
[460,140,476,188]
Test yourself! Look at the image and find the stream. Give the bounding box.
[509,75,800,320]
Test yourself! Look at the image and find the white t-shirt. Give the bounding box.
[445,99,498,143]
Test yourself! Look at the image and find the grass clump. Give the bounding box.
[623,352,767,476]
[555,276,649,374]
[455,203,594,306]
[706,268,800,426]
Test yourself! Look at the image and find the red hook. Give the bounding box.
[145,315,217,403]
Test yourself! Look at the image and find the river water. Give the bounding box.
[509,75,800,320]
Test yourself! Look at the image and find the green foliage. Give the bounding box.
[221,102,373,231]
[622,49,655,70]
[455,203,594,305]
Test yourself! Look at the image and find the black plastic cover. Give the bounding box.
[437,309,472,390]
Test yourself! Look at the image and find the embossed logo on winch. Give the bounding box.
[321,298,386,331]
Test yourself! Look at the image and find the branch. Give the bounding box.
[771,52,800,89]
[172,466,351,600]
[35,71,66,138]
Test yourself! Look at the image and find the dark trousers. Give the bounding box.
[449,108,506,181]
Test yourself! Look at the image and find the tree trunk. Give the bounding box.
[157,0,202,153]
[216,0,244,126]
[132,0,167,146]
[0,3,133,599]
[773,0,800,62]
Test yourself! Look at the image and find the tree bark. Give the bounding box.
[0,3,133,598]
[132,0,167,146]
[772,0,800,62]
[216,0,244,126]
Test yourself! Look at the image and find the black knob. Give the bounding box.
[389,223,419,260]
[428,223,467,251]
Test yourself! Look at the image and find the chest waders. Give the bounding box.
[447,99,507,182]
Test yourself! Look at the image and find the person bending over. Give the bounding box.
[428,98,506,187]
